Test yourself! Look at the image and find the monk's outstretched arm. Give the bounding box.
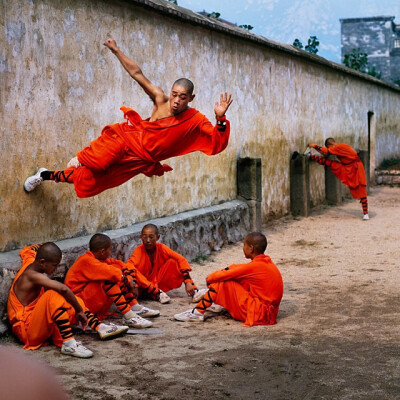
[103,39,167,104]
[30,273,88,328]
[308,143,329,156]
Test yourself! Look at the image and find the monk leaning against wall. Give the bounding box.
[24,39,233,198]
[307,138,369,220]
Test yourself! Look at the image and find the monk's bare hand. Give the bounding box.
[103,38,118,52]
[76,310,88,331]
[214,92,233,118]
[308,143,316,148]
[128,280,139,298]
[185,281,195,297]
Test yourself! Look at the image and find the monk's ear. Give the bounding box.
[189,94,195,102]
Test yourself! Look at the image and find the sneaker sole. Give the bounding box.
[99,327,129,341]
[135,312,160,318]
[60,350,93,358]
[174,316,204,322]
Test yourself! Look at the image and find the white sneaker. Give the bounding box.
[363,214,370,220]
[192,288,208,303]
[132,305,160,318]
[207,303,225,313]
[174,309,204,322]
[24,168,47,192]
[123,315,153,329]
[158,291,171,304]
[67,156,82,168]
[61,341,93,358]
[98,323,129,340]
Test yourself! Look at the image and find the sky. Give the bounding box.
[177,0,400,62]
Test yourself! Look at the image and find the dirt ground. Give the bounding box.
[2,186,399,400]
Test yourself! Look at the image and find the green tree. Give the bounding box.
[343,48,368,72]
[292,38,303,49]
[239,24,254,31]
[207,12,221,19]
[393,78,400,86]
[305,36,319,54]
[293,36,319,54]
[367,65,381,79]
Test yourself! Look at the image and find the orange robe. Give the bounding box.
[65,251,134,320]
[7,246,86,350]
[206,254,283,327]
[69,107,230,197]
[319,143,367,198]
[126,243,191,292]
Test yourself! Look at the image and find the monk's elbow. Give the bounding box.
[58,284,70,296]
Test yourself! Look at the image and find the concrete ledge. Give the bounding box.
[0,200,250,333]
[375,170,400,185]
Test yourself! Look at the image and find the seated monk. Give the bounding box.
[174,232,284,326]
[23,38,233,198]
[126,224,206,304]
[64,233,159,329]
[307,138,369,220]
[7,243,128,359]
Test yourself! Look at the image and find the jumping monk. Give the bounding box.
[126,224,206,304]
[64,233,159,329]
[307,138,369,220]
[174,232,284,326]
[24,38,233,198]
[7,243,128,358]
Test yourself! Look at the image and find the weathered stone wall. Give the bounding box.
[1,0,400,251]
[0,199,249,333]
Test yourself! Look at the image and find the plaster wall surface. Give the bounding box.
[1,0,400,251]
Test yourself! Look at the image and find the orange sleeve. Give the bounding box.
[126,247,142,270]
[207,263,251,284]
[19,244,43,268]
[196,116,231,156]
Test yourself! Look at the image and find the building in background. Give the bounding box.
[340,16,400,84]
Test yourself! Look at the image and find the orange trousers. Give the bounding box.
[14,290,85,350]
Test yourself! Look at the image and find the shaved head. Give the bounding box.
[325,137,336,147]
[141,224,159,235]
[172,78,194,95]
[35,243,62,262]
[89,233,112,252]
[245,232,267,255]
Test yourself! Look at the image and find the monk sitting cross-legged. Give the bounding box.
[126,224,206,304]
[24,38,233,198]
[65,233,160,329]
[7,243,128,359]
[307,138,369,220]
[174,232,284,326]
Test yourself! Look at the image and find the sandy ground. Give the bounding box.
[1,186,399,400]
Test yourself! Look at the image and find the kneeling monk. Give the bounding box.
[65,233,159,329]
[307,138,369,220]
[174,232,284,327]
[126,224,205,304]
[24,38,233,198]
[7,243,128,358]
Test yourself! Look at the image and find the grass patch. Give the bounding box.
[377,158,400,170]
[192,254,214,264]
